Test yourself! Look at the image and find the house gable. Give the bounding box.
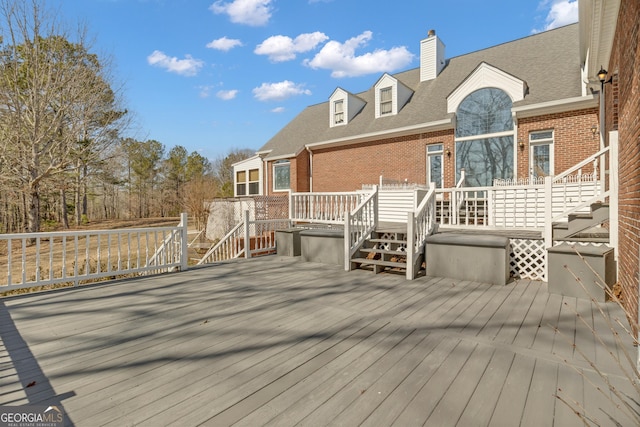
[447,62,527,114]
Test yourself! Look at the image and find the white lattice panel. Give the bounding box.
[510,239,546,281]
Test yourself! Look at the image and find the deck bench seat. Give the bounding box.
[300,229,344,266]
[426,233,510,285]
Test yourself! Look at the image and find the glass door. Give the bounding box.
[529,131,554,179]
[427,144,443,188]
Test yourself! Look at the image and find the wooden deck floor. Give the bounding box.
[1,256,637,426]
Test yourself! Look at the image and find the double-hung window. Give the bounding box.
[236,171,247,196]
[380,87,392,115]
[334,99,344,125]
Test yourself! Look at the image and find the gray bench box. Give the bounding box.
[300,229,344,266]
[426,233,510,285]
[547,243,616,302]
[276,228,302,257]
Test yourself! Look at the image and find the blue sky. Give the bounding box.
[53,0,578,162]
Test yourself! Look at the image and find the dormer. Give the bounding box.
[374,74,413,118]
[420,29,446,82]
[329,88,366,127]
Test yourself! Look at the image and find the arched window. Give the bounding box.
[455,88,514,187]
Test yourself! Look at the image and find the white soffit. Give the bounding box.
[580,0,621,81]
[447,62,526,114]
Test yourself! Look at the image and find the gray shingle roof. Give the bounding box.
[259,24,582,159]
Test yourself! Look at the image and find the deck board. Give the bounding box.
[1,255,636,427]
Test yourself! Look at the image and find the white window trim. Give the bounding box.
[272,161,291,192]
[447,62,526,114]
[529,130,555,178]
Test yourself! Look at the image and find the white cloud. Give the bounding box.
[207,36,243,51]
[147,51,204,76]
[217,89,239,100]
[252,81,312,101]
[304,31,414,78]
[540,0,579,31]
[255,32,329,62]
[271,107,286,113]
[210,0,273,26]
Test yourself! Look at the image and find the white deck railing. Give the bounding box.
[290,191,369,224]
[407,183,437,279]
[1,213,189,292]
[198,210,291,264]
[344,186,378,270]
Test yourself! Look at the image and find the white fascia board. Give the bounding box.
[231,154,261,168]
[305,118,453,151]
[512,94,598,119]
[263,153,296,162]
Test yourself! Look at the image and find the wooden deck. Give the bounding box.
[1,256,637,426]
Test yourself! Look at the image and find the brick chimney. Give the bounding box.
[420,29,446,82]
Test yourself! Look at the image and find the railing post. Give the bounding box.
[609,131,619,263]
[244,209,251,259]
[344,212,352,271]
[406,211,415,280]
[288,190,294,221]
[488,189,495,227]
[180,212,189,271]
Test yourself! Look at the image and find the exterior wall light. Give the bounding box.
[445,149,451,157]
[518,139,525,150]
[597,67,612,86]
[591,125,598,137]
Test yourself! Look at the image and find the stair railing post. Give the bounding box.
[544,176,553,281]
[609,131,619,263]
[406,211,415,280]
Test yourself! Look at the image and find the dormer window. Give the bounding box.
[329,88,365,128]
[374,74,413,118]
[380,87,393,115]
[334,99,344,124]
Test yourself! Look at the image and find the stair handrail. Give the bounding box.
[407,182,437,279]
[545,145,611,246]
[197,220,245,264]
[344,186,378,271]
[553,145,609,183]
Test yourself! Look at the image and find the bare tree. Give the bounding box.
[0,0,127,233]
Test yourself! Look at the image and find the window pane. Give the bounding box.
[532,144,551,178]
[456,136,514,186]
[274,163,290,191]
[249,169,259,181]
[456,88,513,137]
[236,183,246,196]
[249,182,260,195]
[236,170,246,182]
[380,87,392,115]
[428,155,442,188]
[427,144,443,153]
[530,130,553,141]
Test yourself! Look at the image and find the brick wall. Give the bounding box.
[516,109,600,178]
[308,109,599,193]
[311,131,455,192]
[609,0,640,328]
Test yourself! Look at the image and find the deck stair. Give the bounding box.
[552,202,610,242]
[350,225,417,275]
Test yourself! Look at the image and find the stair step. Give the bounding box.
[368,238,407,245]
[351,258,407,268]
[360,248,407,256]
[556,237,610,243]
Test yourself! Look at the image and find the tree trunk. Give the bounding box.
[60,188,69,229]
[27,185,40,234]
